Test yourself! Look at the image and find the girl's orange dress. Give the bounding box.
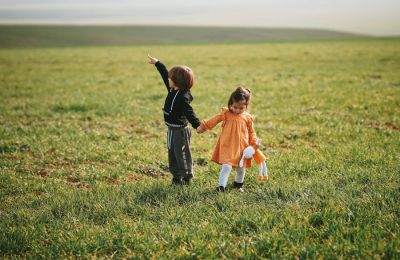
[201,107,266,168]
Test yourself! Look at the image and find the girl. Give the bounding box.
[197,87,266,192]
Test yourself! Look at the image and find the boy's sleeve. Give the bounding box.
[154,61,169,90]
[182,95,201,129]
[201,108,227,130]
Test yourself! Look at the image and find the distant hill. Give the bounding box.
[0,25,370,48]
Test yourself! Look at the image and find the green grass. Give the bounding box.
[0,39,399,258]
[0,25,370,48]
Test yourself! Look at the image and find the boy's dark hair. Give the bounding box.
[228,86,252,107]
[168,65,194,91]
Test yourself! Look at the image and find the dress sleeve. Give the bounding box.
[247,115,258,146]
[154,61,169,91]
[201,108,227,130]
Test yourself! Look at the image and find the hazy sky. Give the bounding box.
[0,0,399,36]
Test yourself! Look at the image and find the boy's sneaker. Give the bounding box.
[218,186,226,192]
[172,177,183,185]
[182,178,192,185]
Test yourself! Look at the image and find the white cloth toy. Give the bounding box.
[239,145,269,181]
[239,146,255,168]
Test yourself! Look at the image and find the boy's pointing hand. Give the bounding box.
[147,54,159,64]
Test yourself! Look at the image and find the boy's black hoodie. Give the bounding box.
[155,61,201,129]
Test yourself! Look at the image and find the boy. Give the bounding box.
[148,54,202,185]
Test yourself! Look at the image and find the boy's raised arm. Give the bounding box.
[148,54,169,90]
[147,54,158,64]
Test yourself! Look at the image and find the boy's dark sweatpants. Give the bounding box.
[167,126,193,183]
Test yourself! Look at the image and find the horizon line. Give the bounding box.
[0,23,385,37]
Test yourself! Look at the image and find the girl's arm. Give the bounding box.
[247,117,258,147]
[148,54,169,90]
[200,108,227,131]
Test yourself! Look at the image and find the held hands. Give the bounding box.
[196,125,205,134]
[147,54,158,64]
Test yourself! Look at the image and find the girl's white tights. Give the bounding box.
[219,164,246,187]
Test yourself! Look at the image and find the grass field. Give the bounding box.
[0,38,399,258]
[0,25,369,48]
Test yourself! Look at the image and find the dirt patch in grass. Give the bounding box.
[37,168,50,178]
[104,176,121,186]
[134,165,168,179]
[368,121,400,131]
[383,122,400,131]
[307,142,319,150]
[66,175,90,189]
[278,142,295,151]
[133,128,151,136]
[33,160,76,178]
[126,173,144,182]
[66,175,80,183]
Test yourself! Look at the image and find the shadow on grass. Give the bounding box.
[51,104,91,113]
[132,181,221,208]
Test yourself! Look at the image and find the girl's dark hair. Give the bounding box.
[168,65,194,91]
[228,86,252,107]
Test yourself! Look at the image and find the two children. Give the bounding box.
[148,55,267,191]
